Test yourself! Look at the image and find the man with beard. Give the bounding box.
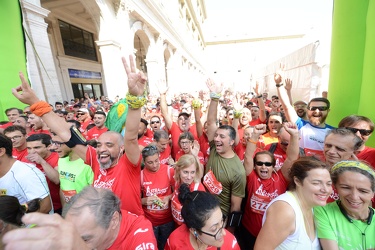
[293,100,308,120]
[11,55,147,215]
[274,72,334,160]
[158,83,198,160]
[86,111,108,141]
[50,134,93,206]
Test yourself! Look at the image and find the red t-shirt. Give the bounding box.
[86,126,108,140]
[327,186,340,203]
[249,118,265,127]
[242,171,288,237]
[234,143,246,162]
[0,122,12,129]
[27,129,51,136]
[24,152,62,211]
[85,146,143,215]
[141,164,174,226]
[138,136,153,148]
[198,133,210,165]
[159,145,172,165]
[12,147,28,162]
[145,128,154,138]
[80,119,93,133]
[171,182,205,226]
[357,146,375,169]
[175,150,205,165]
[169,123,198,160]
[165,223,240,250]
[107,210,157,250]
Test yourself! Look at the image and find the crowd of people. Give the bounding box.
[1,56,375,250]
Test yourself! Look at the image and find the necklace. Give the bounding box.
[291,192,315,241]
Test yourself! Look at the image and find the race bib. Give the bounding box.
[62,190,77,202]
[250,193,270,214]
[203,170,222,195]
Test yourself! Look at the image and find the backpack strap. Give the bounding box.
[268,143,278,154]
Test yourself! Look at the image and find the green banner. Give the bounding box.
[327,0,375,147]
[0,1,28,121]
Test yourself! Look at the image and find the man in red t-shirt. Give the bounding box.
[27,113,51,136]
[4,125,28,162]
[154,130,173,165]
[2,187,157,250]
[138,118,153,150]
[76,108,93,134]
[86,111,108,141]
[158,83,198,160]
[12,55,146,216]
[25,133,62,214]
[0,108,23,131]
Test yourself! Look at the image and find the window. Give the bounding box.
[59,20,98,61]
[72,83,103,100]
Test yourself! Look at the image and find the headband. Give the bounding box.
[331,160,375,178]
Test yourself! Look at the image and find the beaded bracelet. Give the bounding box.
[233,110,243,119]
[210,92,222,101]
[192,99,202,109]
[126,92,147,109]
[30,101,53,117]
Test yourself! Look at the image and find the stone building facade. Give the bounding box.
[21,0,207,104]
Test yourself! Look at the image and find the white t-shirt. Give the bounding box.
[0,160,50,204]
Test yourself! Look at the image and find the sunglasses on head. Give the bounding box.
[307,106,329,111]
[142,145,158,153]
[255,161,273,167]
[345,127,372,136]
[150,121,160,125]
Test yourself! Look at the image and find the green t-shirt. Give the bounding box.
[205,141,246,215]
[58,156,94,202]
[314,201,375,249]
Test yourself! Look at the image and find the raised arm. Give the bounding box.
[193,99,204,137]
[157,81,173,130]
[253,82,267,122]
[279,122,300,181]
[231,102,243,146]
[206,78,223,141]
[274,70,298,123]
[12,73,87,160]
[284,78,293,106]
[243,124,267,176]
[84,93,98,110]
[122,55,147,165]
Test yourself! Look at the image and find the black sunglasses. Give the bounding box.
[345,127,372,136]
[142,145,158,153]
[150,121,160,125]
[307,106,329,111]
[255,161,273,167]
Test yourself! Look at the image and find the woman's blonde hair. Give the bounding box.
[174,154,201,184]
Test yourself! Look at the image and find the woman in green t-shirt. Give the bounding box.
[315,160,375,249]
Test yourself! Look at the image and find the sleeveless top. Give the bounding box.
[262,191,321,250]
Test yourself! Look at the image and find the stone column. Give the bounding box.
[21,0,62,104]
[96,40,127,100]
